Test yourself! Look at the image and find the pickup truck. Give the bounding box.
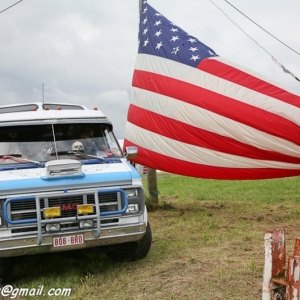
[0,102,151,279]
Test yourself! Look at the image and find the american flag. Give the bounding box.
[124,1,300,180]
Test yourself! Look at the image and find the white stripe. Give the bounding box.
[215,57,292,90]
[131,87,300,158]
[125,122,300,170]
[135,54,300,126]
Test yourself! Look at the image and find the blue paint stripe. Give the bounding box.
[1,171,137,192]
[125,161,141,179]
[0,159,121,172]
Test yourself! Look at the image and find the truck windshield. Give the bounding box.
[0,123,123,165]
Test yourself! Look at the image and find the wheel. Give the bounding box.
[0,257,15,281]
[106,222,152,262]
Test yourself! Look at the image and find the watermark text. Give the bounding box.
[0,285,71,298]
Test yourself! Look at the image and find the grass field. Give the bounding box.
[6,174,300,299]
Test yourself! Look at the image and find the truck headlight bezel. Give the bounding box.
[125,188,139,198]
[45,223,60,232]
[123,187,145,216]
[79,220,94,228]
[126,204,140,214]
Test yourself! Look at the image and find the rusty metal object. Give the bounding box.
[263,229,286,300]
[263,230,300,300]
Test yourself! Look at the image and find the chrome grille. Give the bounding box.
[8,191,121,227]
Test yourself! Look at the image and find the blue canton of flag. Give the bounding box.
[138,1,218,67]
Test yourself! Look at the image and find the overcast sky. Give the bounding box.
[1,0,300,139]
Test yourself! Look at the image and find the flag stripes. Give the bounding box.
[199,58,300,109]
[124,2,300,180]
[134,54,300,130]
[125,122,300,179]
[127,103,300,164]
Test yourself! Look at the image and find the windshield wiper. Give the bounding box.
[0,154,41,165]
[49,150,105,161]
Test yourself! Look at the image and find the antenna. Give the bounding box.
[42,83,44,105]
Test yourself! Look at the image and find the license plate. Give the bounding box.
[53,234,84,248]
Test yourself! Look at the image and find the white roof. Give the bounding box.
[0,102,107,123]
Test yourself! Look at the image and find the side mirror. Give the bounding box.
[125,146,138,160]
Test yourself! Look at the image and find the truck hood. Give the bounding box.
[0,160,141,195]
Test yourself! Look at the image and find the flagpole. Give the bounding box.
[139,0,143,12]
[138,0,159,205]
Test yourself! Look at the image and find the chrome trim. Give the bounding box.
[0,222,146,258]
[125,146,138,159]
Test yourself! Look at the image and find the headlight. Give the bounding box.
[125,189,138,198]
[79,220,94,228]
[46,223,60,232]
[126,204,139,214]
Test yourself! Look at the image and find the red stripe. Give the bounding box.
[199,58,300,108]
[132,70,300,146]
[124,139,300,180]
[127,104,300,164]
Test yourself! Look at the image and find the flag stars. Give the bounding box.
[170,36,179,42]
[154,29,162,37]
[190,55,200,61]
[154,20,162,26]
[188,38,197,43]
[143,27,149,35]
[142,17,148,25]
[138,2,218,67]
[155,41,163,50]
[189,47,198,52]
[154,20,161,26]
[172,46,180,55]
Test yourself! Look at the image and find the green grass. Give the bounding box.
[7,174,300,299]
[146,174,300,203]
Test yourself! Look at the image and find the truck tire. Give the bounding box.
[106,222,152,262]
[0,257,15,281]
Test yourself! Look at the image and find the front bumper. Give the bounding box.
[0,222,146,258]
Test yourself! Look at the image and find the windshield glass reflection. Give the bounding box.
[0,123,123,165]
